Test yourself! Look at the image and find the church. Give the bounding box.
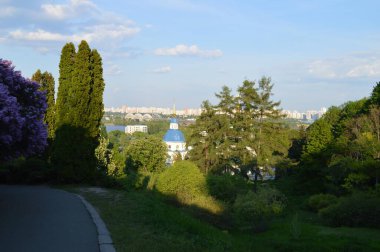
[163,118,187,164]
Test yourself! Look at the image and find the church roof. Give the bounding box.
[170,118,178,124]
[163,129,185,142]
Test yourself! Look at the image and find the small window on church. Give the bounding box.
[168,145,171,149]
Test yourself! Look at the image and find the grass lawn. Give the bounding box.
[69,187,380,252]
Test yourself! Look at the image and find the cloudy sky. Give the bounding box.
[1,0,380,111]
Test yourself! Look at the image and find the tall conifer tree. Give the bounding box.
[88,49,105,139]
[53,41,105,183]
[32,70,56,139]
[56,42,76,127]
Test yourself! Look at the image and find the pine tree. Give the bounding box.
[32,70,56,139]
[56,42,76,127]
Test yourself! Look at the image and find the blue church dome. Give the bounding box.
[163,129,185,142]
[170,118,178,124]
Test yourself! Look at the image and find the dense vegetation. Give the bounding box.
[0,59,47,162]
[1,40,379,250]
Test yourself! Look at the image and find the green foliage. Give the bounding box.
[32,69,56,139]
[74,186,380,252]
[53,41,105,183]
[232,186,287,231]
[88,49,105,138]
[319,193,380,228]
[0,157,51,184]
[52,125,97,183]
[95,136,124,177]
[155,161,207,202]
[303,119,333,157]
[369,81,380,106]
[56,42,76,127]
[206,174,250,203]
[188,77,289,177]
[308,193,338,212]
[125,135,167,173]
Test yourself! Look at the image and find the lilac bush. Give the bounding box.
[0,59,47,162]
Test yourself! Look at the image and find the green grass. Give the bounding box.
[70,187,380,252]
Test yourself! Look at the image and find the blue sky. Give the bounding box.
[1,0,379,111]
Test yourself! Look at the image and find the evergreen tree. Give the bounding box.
[88,49,105,139]
[32,70,56,139]
[70,40,92,129]
[52,41,105,183]
[56,42,76,127]
[188,101,220,173]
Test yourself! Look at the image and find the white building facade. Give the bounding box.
[125,125,148,134]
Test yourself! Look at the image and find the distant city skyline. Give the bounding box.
[105,104,328,120]
[1,1,379,111]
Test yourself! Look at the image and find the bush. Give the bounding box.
[155,161,206,202]
[0,157,52,184]
[319,193,380,228]
[308,193,338,212]
[232,186,287,232]
[207,174,250,203]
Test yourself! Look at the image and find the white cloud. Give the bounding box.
[153,66,172,73]
[347,61,380,78]
[8,23,139,44]
[0,6,16,17]
[10,29,68,41]
[307,60,337,79]
[105,64,122,75]
[307,54,380,79]
[41,0,96,20]
[154,44,223,58]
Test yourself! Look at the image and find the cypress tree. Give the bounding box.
[32,70,56,139]
[53,41,105,183]
[70,40,92,129]
[88,49,105,139]
[56,42,76,127]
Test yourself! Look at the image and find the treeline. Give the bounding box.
[294,82,380,228]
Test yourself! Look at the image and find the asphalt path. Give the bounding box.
[0,185,99,252]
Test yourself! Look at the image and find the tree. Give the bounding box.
[125,136,168,174]
[88,49,105,139]
[32,70,55,139]
[235,77,283,182]
[0,59,47,162]
[70,40,92,129]
[55,42,76,127]
[52,41,105,183]
[369,81,380,106]
[188,100,220,173]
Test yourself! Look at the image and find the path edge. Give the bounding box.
[76,194,116,252]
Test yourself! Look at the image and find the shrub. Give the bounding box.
[155,161,206,202]
[207,174,250,203]
[319,193,380,228]
[232,186,287,231]
[0,157,51,184]
[155,161,224,213]
[308,193,338,212]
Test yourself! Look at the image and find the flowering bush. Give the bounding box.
[0,59,47,162]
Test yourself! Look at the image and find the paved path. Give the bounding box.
[0,185,99,252]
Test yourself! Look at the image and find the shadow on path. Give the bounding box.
[0,185,99,252]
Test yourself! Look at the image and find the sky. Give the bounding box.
[1,0,380,111]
